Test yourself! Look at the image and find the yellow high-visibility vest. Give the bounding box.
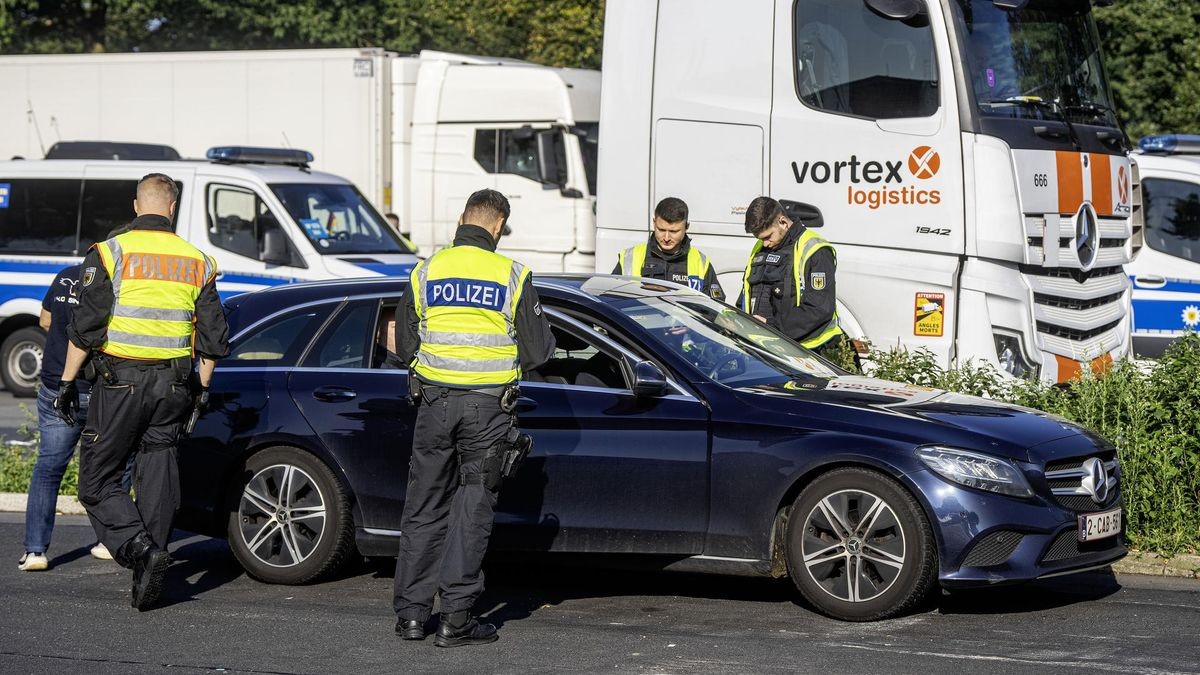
[95,229,217,360]
[741,229,843,349]
[411,245,530,387]
[617,243,713,292]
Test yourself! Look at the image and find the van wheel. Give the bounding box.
[0,327,45,398]
[226,447,355,584]
[785,467,937,621]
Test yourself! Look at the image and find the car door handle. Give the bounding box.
[1133,275,1166,289]
[313,386,356,402]
[514,397,538,413]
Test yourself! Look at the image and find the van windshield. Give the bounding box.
[270,183,414,255]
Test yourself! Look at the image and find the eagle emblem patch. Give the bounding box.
[810,272,826,290]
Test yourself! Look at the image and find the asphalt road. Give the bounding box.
[3,514,1199,675]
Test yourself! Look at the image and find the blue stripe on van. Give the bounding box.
[346,261,416,278]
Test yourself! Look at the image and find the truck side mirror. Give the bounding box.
[864,0,928,20]
[780,200,824,228]
[261,228,291,266]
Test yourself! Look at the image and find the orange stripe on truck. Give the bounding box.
[1056,151,1084,215]
[1090,153,1113,216]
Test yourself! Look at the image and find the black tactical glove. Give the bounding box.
[53,380,80,426]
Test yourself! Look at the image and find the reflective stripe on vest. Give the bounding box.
[619,243,712,291]
[741,229,844,349]
[95,229,216,360]
[411,246,530,387]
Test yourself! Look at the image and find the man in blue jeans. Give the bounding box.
[18,262,125,570]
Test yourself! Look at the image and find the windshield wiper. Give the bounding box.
[1063,100,1131,152]
[983,97,1082,150]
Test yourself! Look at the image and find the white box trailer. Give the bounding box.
[0,48,601,272]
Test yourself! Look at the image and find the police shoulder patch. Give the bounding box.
[810,271,826,290]
[81,267,96,287]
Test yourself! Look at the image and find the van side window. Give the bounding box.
[1143,178,1200,262]
[0,179,81,255]
[207,184,304,267]
[474,131,498,173]
[794,0,939,119]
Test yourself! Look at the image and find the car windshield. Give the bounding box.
[572,122,599,196]
[270,183,415,255]
[953,0,1119,127]
[611,289,839,386]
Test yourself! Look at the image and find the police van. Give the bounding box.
[1128,135,1200,357]
[0,146,419,396]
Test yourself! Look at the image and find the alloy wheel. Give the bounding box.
[801,489,906,603]
[238,464,327,568]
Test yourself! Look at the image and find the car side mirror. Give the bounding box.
[780,199,824,228]
[261,228,290,266]
[631,360,668,397]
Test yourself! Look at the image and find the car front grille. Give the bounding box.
[1043,452,1121,512]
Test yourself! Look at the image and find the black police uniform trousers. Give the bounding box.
[394,385,510,621]
[77,357,192,567]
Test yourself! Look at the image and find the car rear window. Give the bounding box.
[225,303,335,367]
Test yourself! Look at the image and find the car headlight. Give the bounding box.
[993,330,1038,379]
[916,446,1033,498]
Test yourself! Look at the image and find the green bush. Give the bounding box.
[0,402,79,496]
[865,335,1200,555]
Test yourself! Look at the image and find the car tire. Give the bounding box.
[226,447,355,584]
[1,327,45,398]
[785,467,937,621]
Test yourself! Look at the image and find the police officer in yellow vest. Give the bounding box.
[740,196,844,358]
[613,197,724,301]
[54,173,229,610]
[393,189,554,647]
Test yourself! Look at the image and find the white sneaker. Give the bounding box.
[90,543,113,560]
[18,552,48,571]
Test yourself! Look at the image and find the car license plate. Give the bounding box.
[1078,507,1121,542]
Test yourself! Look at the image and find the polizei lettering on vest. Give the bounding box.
[428,278,507,312]
[124,253,200,285]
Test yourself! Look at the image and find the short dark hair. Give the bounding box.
[654,197,688,224]
[462,188,510,225]
[137,173,179,205]
[744,196,784,235]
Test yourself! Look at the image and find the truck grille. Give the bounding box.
[1023,214,1132,362]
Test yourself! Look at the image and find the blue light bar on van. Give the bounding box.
[206,146,314,167]
[1138,134,1200,155]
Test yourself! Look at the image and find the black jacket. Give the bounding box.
[398,225,556,382]
[611,234,725,301]
[740,224,837,345]
[68,214,230,360]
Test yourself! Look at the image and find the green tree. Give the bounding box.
[1096,0,1200,140]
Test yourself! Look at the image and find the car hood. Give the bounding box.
[736,375,1091,462]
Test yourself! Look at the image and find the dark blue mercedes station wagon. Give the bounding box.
[177,275,1125,621]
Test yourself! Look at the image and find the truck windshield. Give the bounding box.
[270,183,414,255]
[953,0,1119,127]
[572,122,599,196]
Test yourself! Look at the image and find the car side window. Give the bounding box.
[227,304,334,367]
[303,301,375,369]
[526,323,628,389]
[207,183,303,266]
[370,298,405,369]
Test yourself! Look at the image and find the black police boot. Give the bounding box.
[122,532,170,611]
[434,611,498,648]
[395,618,426,641]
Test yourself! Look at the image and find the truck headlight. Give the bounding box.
[916,446,1033,498]
[993,331,1037,379]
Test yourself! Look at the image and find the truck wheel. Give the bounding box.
[0,327,46,398]
[226,447,355,584]
[785,467,937,621]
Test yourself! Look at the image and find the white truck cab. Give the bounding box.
[1127,134,1200,356]
[0,146,418,395]
[596,0,1137,384]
